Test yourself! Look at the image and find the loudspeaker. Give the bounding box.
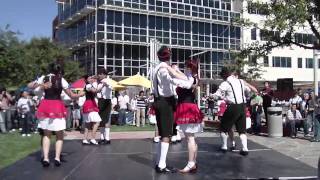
[277,78,293,91]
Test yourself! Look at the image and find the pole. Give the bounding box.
[314,43,319,96]
[94,0,98,75]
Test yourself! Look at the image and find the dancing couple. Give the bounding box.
[153,46,203,173]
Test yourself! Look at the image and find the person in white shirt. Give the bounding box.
[117,90,128,126]
[82,75,106,145]
[286,103,303,138]
[152,46,189,173]
[97,69,113,145]
[213,67,257,156]
[289,92,303,109]
[17,89,34,137]
[33,62,84,167]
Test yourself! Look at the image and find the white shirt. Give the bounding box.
[214,75,250,104]
[17,97,33,113]
[152,63,176,97]
[36,74,69,90]
[173,75,194,89]
[152,62,190,97]
[289,96,302,105]
[118,95,127,110]
[97,77,112,99]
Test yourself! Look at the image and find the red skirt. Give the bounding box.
[83,99,99,113]
[174,102,203,124]
[36,99,67,119]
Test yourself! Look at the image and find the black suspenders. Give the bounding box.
[227,79,244,104]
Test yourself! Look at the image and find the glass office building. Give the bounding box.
[54,0,241,80]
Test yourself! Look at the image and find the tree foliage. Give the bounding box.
[0,26,84,88]
[241,0,320,56]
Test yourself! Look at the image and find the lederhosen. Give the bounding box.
[98,85,112,125]
[154,69,176,138]
[220,79,246,134]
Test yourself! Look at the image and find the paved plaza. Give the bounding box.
[0,131,318,180]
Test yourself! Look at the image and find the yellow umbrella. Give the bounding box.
[119,74,151,88]
[102,78,126,90]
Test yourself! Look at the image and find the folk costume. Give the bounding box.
[36,74,69,131]
[213,68,251,156]
[97,77,113,144]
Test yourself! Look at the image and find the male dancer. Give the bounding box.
[152,46,187,173]
[97,69,113,144]
[213,67,257,156]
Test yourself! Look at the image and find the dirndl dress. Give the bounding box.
[175,87,204,133]
[36,99,67,131]
[83,99,101,123]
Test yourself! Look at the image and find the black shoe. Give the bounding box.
[240,150,249,156]
[310,138,320,142]
[54,159,61,167]
[105,140,111,144]
[220,148,227,153]
[98,139,106,145]
[155,166,177,173]
[41,160,50,167]
[230,145,236,151]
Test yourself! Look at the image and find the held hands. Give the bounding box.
[43,82,52,89]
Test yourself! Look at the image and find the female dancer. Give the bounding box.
[162,59,203,173]
[82,75,105,145]
[36,62,83,167]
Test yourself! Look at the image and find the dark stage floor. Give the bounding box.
[0,137,317,180]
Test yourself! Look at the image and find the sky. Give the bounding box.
[0,0,57,41]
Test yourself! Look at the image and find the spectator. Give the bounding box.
[311,95,320,142]
[0,86,13,133]
[217,100,227,121]
[72,100,81,130]
[286,103,303,138]
[262,81,273,125]
[117,90,128,126]
[289,91,303,108]
[250,92,263,135]
[136,91,147,127]
[207,94,215,120]
[130,95,137,126]
[17,89,33,137]
[300,93,313,137]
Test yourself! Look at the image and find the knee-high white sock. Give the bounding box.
[100,128,105,140]
[240,134,248,151]
[220,132,228,150]
[104,128,110,141]
[158,142,169,169]
[156,143,161,165]
[176,131,181,141]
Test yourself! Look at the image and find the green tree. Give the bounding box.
[0,26,85,88]
[240,0,320,55]
[0,26,26,87]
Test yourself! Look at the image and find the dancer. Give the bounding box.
[162,59,203,173]
[36,62,83,167]
[213,67,257,156]
[97,69,113,144]
[82,75,105,145]
[152,46,188,173]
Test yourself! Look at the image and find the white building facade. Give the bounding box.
[242,0,319,83]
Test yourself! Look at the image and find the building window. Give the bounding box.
[272,56,292,68]
[263,56,269,67]
[251,28,256,40]
[247,2,268,15]
[298,58,303,68]
[248,55,257,63]
[306,58,313,68]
